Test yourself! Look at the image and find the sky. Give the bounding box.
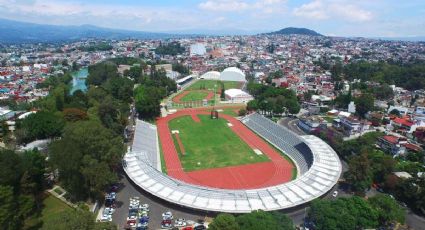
[0,0,424,37]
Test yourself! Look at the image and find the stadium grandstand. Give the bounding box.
[176,75,194,88]
[124,113,341,213]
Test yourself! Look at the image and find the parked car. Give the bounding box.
[174,218,187,227]
[103,207,114,215]
[161,219,172,229]
[100,213,112,222]
[193,224,206,230]
[332,191,338,197]
[139,209,148,217]
[127,219,137,228]
[140,203,150,212]
[139,216,149,224]
[128,209,138,220]
[182,227,194,230]
[162,211,173,220]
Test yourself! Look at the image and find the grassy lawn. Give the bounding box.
[180,91,211,102]
[220,108,240,117]
[41,195,72,225]
[322,116,336,123]
[158,136,168,174]
[53,187,65,195]
[187,80,242,91]
[168,115,269,171]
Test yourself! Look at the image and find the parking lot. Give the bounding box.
[112,172,209,229]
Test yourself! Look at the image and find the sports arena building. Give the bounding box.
[124,113,342,213]
[200,67,246,82]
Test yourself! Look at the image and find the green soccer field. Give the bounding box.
[180,91,211,102]
[168,115,269,171]
[187,80,242,91]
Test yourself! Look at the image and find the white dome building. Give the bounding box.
[220,67,246,82]
[200,71,220,80]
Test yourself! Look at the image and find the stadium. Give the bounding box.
[123,107,342,213]
[170,67,247,108]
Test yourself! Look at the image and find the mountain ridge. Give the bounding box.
[0,18,182,43]
[265,27,323,36]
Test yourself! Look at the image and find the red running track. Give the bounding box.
[157,109,294,189]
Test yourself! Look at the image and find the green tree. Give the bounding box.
[87,62,118,86]
[209,213,239,230]
[104,76,134,103]
[134,86,162,120]
[0,186,19,230]
[285,98,301,115]
[49,121,124,200]
[236,210,293,230]
[155,42,185,56]
[238,109,247,116]
[247,99,259,111]
[172,63,190,75]
[355,93,374,118]
[309,197,378,230]
[345,152,373,192]
[16,111,65,144]
[63,108,88,122]
[368,194,405,225]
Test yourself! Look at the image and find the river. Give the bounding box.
[70,67,88,95]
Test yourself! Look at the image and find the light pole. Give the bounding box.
[214,84,217,107]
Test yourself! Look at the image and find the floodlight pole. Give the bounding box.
[214,84,217,107]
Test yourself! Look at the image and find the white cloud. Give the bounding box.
[0,0,203,30]
[199,0,249,12]
[198,0,286,13]
[293,0,328,20]
[293,0,373,22]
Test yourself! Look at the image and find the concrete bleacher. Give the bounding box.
[241,113,313,175]
[124,116,342,213]
[131,119,161,170]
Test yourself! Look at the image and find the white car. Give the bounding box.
[100,214,112,222]
[104,207,114,215]
[174,218,187,227]
[140,203,150,212]
[332,191,338,197]
[162,211,173,220]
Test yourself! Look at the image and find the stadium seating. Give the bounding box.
[240,113,313,175]
[131,120,160,170]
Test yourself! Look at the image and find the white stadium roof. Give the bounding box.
[124,113,341,213]
[225,89,251,98]
[200,71,221,80]
[220,67,246,82]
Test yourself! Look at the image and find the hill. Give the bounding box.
[265,27,322,36]
[0,18,181,43]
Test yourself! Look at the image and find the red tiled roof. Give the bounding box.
[393,117,414,127]
[403,143,423,152]
[383,135,399,144]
